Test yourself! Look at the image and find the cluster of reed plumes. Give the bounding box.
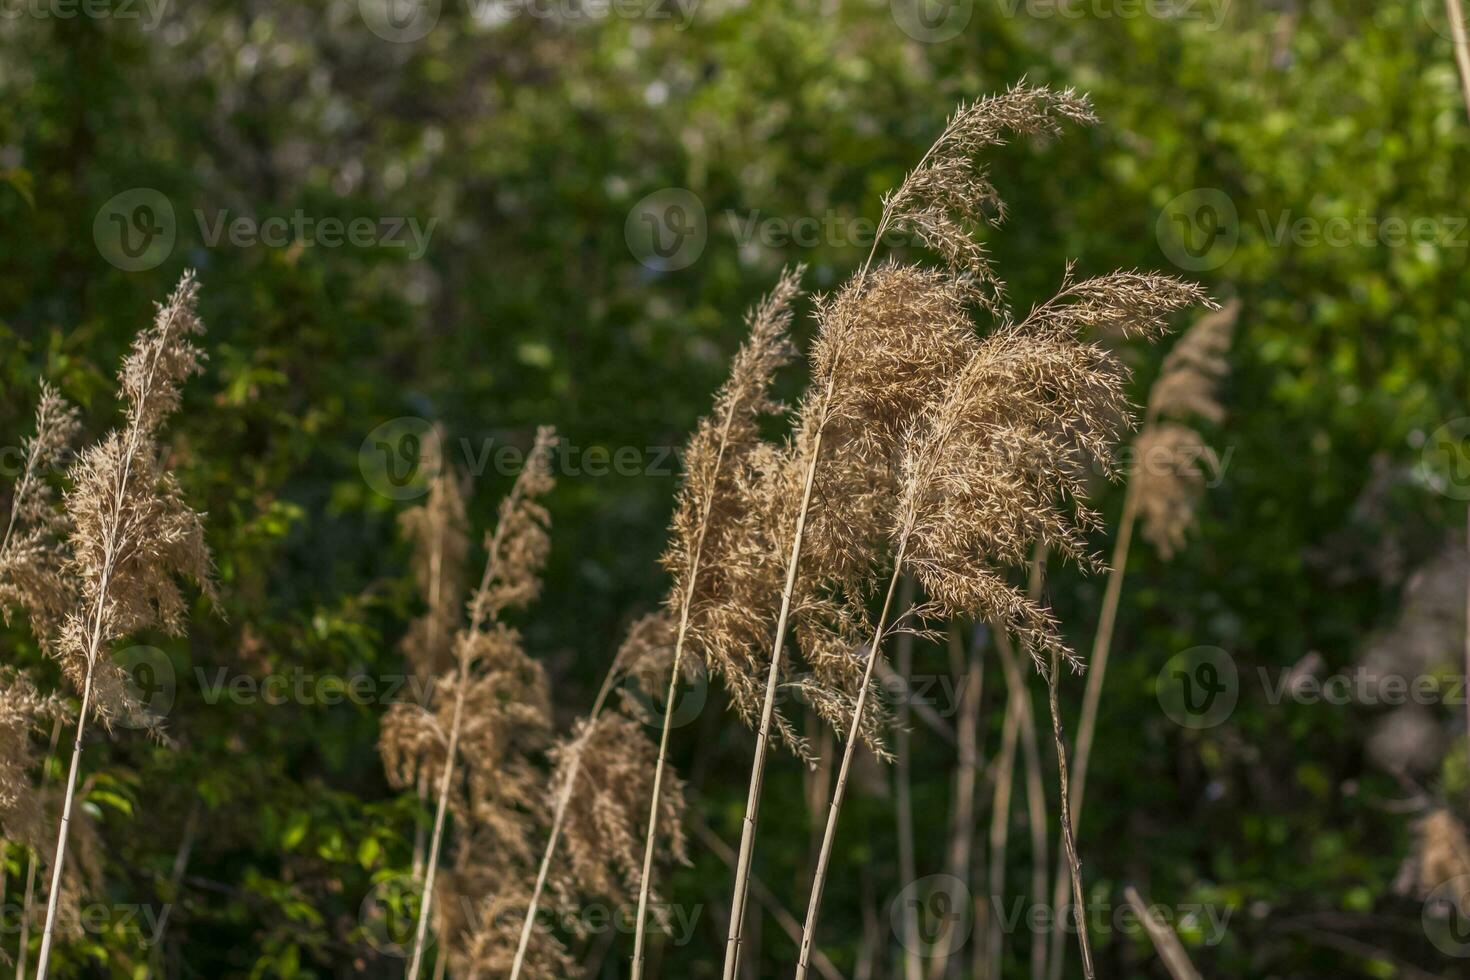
[0,273,214,979]
[362,82,1213,980]
[0,84,1217,980]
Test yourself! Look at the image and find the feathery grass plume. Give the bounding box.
[626,271,802,979]
[431,858,574,980]
[726,85,1104,980]
[398,443,470,683]
[1134,296,1238,558]
[795,266,1206,979]
[1403,808,1470,902]
[509,610,685,980]
[389,446,469,880]
[1047,296,1234,980]
[0,383,81,641]
[36,272,215,980]
[551,712,689,912]
[404,426,556,980]
[0,670,68,849]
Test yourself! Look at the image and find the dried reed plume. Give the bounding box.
[36,272,216,980]
[551,711,689,913]
[624,270,801,979]
[400,426,556,980]
[796,259,1204,980]
[0,383,81,642]
[390,446,469,879]
[1047,297,1236,980]
[726,84,1099,976]
[509,609,685,980]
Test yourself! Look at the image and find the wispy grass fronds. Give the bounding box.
[36,272,215,980]
[1046,296,1232,980]
[627,270,802,979]
[795,223,1207,980]
[402,426,557,980]
[0,383,80,641]
[390,446,470,880]
[1134,297,1238,558]
[735,84,1108,980]
[509,610,684,980]
[551,712,689,913]
[0,669,68,848]
[398,443,470,683]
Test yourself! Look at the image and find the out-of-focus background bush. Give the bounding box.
[2,0,1468,975]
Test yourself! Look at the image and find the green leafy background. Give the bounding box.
[2,0,1468,975]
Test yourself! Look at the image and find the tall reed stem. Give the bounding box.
[927,624,980,980]
[1046,478,1139,980]
[722,230,888,980]
[1446,0,1470,124]
[794,542,907,980]
[508,663,619,980]
[993,627,1049,980]
[38,294,181,980]
[407,490,523,980]
[17,715,62,980]
[1040,648,1095,979]
[893,577,921,980]
[721,416,829,980]
[631,389,748,980]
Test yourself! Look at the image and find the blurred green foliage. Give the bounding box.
[2,0,1468,976]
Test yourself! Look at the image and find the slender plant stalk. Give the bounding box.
[1464,506,1469,782]
[1123,884,1201,980]
[37,298,187,980]
[1046,479,1140,980]
[894,577,922,980]
[631,378,748,980]
[927,624,980,980]
[721,408,830,980]
[722,224,896,980]
[993,627,1049,980]
[406,485,526,980]
[508,662,620,980]
[17,714,62,980]
[411,520,448,884]
[794,544,908,980]
[1447,0,1470,124]
[1040,647,1095,979]
[36,640,98,978]
[149,800,201,974]
[986,661,1021,979]
[693,818,847,980]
